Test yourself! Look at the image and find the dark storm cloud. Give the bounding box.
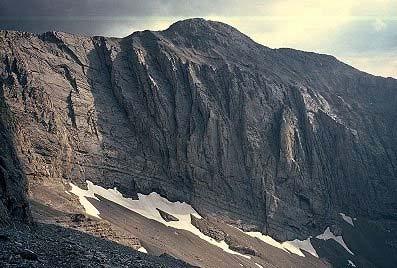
[0,0,250,17]
[0,0,262,35]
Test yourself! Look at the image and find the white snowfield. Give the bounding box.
[69,181,355,262]
[68,181,250,259]
[316,227,354,255]
[340,213,355,226]
[69,183,101,218]
[283,238,318,257]
[244,225,355,258]
[244,231,318,257]
[138,247,148,254]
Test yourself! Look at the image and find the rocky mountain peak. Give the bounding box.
[153,18,263,63]
[0,18,397,267]
[164,18,246,38]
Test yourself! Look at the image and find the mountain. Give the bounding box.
[1,18,396,267]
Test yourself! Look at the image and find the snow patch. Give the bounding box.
[245,232,285,252]
[255,263,264,268]
[148,74,158,89]
[348,259,356,267]
[316,227,354,255]
[69,181,357,261]
[138,247,148,254]
[69,183,100,218]
[283,238,318,257]
[244,231,318,258]
[340,213,354,226]
[245,226,353,259]
[69,181,250,259]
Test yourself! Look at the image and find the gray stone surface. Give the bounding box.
[157,208,179,222]
[0,223,194,268]
[0,18,396,241]
[0,81,31,226]
[190,215,227,241]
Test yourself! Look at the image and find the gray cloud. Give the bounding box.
[320,19,396,55]
[0,0,260,17]
[0,16,157,36]
[0,0,263,34]
[0,0,157,16]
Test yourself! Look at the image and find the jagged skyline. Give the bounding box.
[0,0,396,77]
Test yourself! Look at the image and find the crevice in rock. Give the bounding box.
[86,107,99,140]
[10,58,27,88]
[2,56,28,88]
[91,36,130,121]
[59,64,78,93]
[40,32,86,71]
[66,90,77,129]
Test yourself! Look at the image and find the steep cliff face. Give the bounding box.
[0,65,31,226]
[0,19,396,239]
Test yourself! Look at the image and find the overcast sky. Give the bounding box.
[0,0,396,78]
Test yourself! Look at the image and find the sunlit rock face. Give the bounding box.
[1,18,396,239]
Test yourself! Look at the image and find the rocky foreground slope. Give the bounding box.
[0,18,396,266]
